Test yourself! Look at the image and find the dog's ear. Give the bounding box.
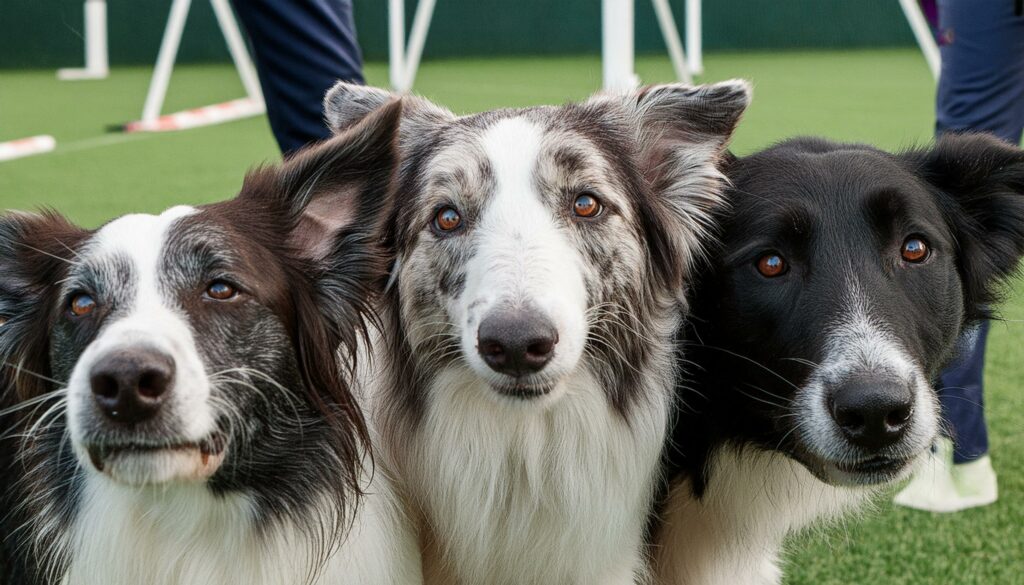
[0,211,88,402]
[239,98,405,493]
[601,80,752,291]
[902,133,1024,319]
[323,81,454,143]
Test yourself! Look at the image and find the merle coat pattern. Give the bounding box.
[0,101,421,585]
[655,135,1024,585]
[325,81,751,585]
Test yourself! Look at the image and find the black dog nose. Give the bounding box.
[830,378,914,451]
[90,348,175,425]
[478,308,559,377]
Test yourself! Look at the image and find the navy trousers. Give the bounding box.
[231,0,365,155]
[935,0,1024,463]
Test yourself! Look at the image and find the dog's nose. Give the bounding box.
[478,308,559,377]
[90,347,175,425]
[829,378,913,451]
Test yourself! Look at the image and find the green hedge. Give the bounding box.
[0,0,916,69]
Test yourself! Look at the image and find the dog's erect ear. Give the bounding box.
[599,80,752,291]
[0,211,88,401]
[323,81,454,144]
[902,133,1024,319]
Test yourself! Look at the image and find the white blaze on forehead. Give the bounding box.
[480,116,545,203]
[91,205,198,278]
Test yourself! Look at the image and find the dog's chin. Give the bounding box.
[79,432,228,487]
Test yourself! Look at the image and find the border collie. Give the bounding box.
[0,101,422,585]
[324,81,751,584]
[654,135,1024,585]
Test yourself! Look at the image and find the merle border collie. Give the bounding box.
[323,81,751,584]
[654,134,1024,584]
[0,101,422,585]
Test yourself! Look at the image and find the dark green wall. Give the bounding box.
[0,0,916,69]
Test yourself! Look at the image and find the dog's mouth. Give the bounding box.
[488,379,557,400]
[83,430,228,485]
[826,455,912,485]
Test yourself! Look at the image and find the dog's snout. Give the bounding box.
[829,378,913,451]
[478,308,559,377]
[90,347,175,425]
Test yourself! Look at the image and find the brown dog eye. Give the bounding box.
[573,193,603,218]
[206,281,237,301]
[69,293,97,317]
[756,253,787,278]
[434,207,462,232]
[901,237,929,263]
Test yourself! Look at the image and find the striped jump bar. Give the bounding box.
[0,135,57,162]
[124,98,265,133]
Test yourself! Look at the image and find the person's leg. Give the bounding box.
[230,0,365,155]
[935,0,1024,461]
[897,0,1024,512]
[935,0,1024,143]
[938,321,990,464]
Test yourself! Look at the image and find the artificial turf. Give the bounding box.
[1,48,1021,584]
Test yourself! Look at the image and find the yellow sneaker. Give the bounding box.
[894,438,998,512]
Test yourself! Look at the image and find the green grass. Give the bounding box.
[1,48,1021,584]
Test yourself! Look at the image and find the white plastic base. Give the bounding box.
[57,68,110,81]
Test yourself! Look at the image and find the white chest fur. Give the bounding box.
[655,446,875,585]
[407,366,670,585]
[59,471,421,585]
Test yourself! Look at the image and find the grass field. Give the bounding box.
[1,49,1022,584]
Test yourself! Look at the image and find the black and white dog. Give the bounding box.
[0,101,421,585]
[323,81,751,584]
[655,135,1024,584]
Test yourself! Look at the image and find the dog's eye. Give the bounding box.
[434,206,462,232]
[69,293,97,317]
[901,237,929,263]
[205,281,238,301]
[0,316,7,327]
[756,253,788,278]
[573,193,603,218]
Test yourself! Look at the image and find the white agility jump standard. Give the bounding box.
[58,0,109,80]
[127,0,264,132]
[0,136,57,163]
[388,0,698,93]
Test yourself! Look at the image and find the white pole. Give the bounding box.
[898,0,940,79]
[57,0,109,80]
[685,0,702,75]
[141,0,193,124]
[602,0,637,91]
[402,0,438,92]
[209,0,265,105]
[651,0,692,84]
[389,0,406,91]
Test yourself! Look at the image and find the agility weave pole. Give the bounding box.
[0,136,57,162]
[123,0,264,133]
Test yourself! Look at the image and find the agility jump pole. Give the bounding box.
[124,0,265,133]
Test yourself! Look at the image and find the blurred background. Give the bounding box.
[0,1,1020,583]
